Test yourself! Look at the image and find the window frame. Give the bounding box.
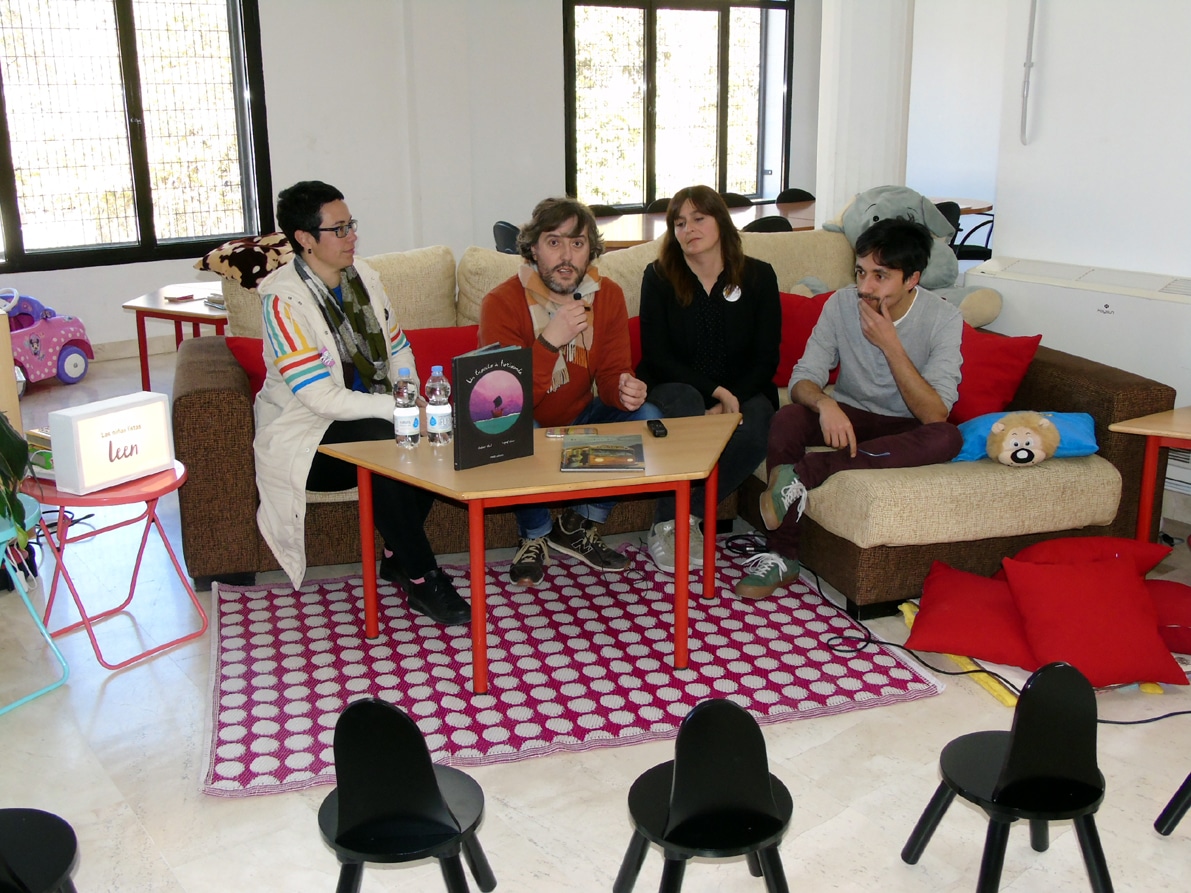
[0,0,273,274]
[564,0,795,211]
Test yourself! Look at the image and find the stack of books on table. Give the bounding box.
[25,426,54,479]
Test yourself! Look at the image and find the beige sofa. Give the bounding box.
[172,230,1173,616]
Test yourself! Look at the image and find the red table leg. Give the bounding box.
[1136,436,1160,541]
[135,312,151,391]
[674,481,691,669]
[356,467,379,638]
[469,500,488,694]
[173,320,184,348]
[702,462,719,600]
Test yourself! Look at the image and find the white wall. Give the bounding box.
[993,0,1191,275]
[905,0,1006,205]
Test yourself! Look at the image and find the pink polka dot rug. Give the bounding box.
[202,544,941,797]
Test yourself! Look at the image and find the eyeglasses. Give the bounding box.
[315,219,358,238]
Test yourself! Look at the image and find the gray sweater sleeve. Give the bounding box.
[788,286,963,418]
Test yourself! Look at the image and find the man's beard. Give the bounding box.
[540,262,587,295]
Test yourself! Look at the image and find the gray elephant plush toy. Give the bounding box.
[823,185,1001,327]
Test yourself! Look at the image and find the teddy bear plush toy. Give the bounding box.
[986,411,1061,467]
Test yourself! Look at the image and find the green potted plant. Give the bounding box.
[0,411,32,545]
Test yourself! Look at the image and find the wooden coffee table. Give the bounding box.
[1109,407,1191,540]
[319,414,739,693]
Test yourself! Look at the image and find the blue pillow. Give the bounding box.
[953,411,1098,463]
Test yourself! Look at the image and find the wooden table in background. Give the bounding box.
[598,201,815,250]
[320,414,740,694]
[122,283,228,391]
[930,197,993,215]
[1109,407,1191,540]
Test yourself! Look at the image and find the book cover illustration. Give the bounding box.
[452,343,533,470]
[560,433,645,472]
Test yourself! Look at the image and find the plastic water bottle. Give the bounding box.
[393,367,420,449]
[425,365,453,447]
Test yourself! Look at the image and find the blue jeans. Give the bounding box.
[515,397,664,538]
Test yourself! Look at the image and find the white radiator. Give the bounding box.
[966,257,1191,492]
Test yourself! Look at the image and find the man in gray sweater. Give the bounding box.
[737,218,965,600]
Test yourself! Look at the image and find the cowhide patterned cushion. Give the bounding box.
[194,232,293,289]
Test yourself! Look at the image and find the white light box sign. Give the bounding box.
[48,392,175,495]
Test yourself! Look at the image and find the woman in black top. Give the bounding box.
[636,185,781,574]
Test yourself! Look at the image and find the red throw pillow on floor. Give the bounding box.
[1147,578,1191,655]
[905,561,1038,670]
[404,325,480,387]
[1002,556,1186,688]
[775,291,832,386]
[948,325,1042,424]
[993,536,1172,580]
[225,336,267,396]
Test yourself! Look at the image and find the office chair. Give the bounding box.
[956,214,995,262]
[775,188,814,204]
[613,699,793,893]
[318,698,496,893]
[492,220,519,254]
[0,808,79,892]
[719,192,753,208]
[902,662,1111,892]
[742,216,793,233]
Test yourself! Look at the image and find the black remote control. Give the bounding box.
[647,419,668,438]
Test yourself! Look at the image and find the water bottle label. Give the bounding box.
[394,407,420,436]
[427,404,453,433]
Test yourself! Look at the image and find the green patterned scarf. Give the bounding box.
[295,257,393,394]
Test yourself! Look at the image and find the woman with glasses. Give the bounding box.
[253,180,470,626]
[635,185,781,575]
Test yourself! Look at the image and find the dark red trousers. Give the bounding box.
[764,402,963,560]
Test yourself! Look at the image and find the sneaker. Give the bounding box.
[548,509,629,572]
[647,517,705,574]
[759,464,808,530]
[509,536,549,587]
[404,568,471,626]
[734,551,801,600]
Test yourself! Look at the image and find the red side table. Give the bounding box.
[21,460,208,670]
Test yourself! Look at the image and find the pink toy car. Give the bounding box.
[4,289,93,389]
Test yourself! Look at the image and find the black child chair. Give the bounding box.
[317,698,496,893]
[613,698,793,893]
[901,662,1112,892]
[1154,771,1191,835]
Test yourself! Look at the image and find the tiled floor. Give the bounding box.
[3,351,1191,891]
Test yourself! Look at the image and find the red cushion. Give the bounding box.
[992,536,1172,580]
[775,291,832,386]
[905,562,1038,670]
[1002,556,1186,688]
[225,336,267,396]
[404,325,480,387]
[1148,579,1191,655]
[948,325,1042,424]
[628,315,641,369]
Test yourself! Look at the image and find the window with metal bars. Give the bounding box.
[564,0,793,211]
[0,0,272,272]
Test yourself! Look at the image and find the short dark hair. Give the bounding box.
[516,197,605,262]
[854,217,933,279]
[276,180,344,248]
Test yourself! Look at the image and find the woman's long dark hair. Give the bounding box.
[656,185,746,307]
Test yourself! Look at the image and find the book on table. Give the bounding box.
[451,343,533,470]
[559,433,645,472]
